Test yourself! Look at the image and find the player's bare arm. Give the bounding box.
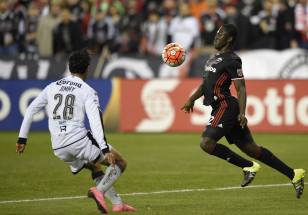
[181,85,203,113]
[233,79,247,128]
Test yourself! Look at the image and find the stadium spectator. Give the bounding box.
[0,0,19,56]
[189,0,208,20]
[79,0,91,44]
[67,0,83,21]
[108,2,123,54]
[200,0,226,48]
[294,0,308,49]
[237,0,262,49]
[118,0,144,54]
[35,0,50,16]
[143,0,163,14]
[252,0,278,49]
[53,7,83,58]
[146,0,177,55]
[140,9,161,55]
[237,0,262,17]
[8,0,27,25]
[0,0,306,57]
[88,0,124,20]
[36,0,61,57]
[275,0,294,50]
[24,2,40,57]
[111,0,125,14]
[285,0,302,49]
[224,2,250,50]
[159,0,201,78]
[162,0,177,18]
[9,0,27,53]
[87,7,114,54]
[89,0,109,18]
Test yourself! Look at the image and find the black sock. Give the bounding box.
[255,147,294,180]
[210,143,253,168]
[92,171,104,182]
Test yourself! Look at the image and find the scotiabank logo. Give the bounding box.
[136,80,179,132]
[120,79,308,133]
[246,84,308,127]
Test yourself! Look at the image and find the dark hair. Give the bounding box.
[69,48,91,74]
[223,24,238,44]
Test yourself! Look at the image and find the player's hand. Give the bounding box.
[238,114,247,128]
[105,152,115,168]
[181,99,194,114]
[16,143,26,155]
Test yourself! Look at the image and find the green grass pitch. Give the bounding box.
[0,132,307,215]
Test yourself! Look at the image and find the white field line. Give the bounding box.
[1,182,306,204]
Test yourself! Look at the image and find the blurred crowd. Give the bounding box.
[0,0,307,59]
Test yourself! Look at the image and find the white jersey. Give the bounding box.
[18,75,109,151]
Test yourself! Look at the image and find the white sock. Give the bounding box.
[92,170,124,207]
[105,187,123,207]
[96,164,123,196]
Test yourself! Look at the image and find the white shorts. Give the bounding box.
[53,132,112,174]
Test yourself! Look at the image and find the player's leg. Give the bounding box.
[85,162,125,208]
[200,131,254,169]
[240,141,294,180]
[241,142,305,198]
[95,147,126,194]
[83,131,136,211]
[232,126,305,198]
[95,147,136,212]
[201,98,255,170]
[202,97,260,187]
[238,137,305,198]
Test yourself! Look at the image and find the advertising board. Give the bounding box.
[120,79,308,133]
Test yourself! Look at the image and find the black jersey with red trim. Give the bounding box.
[201,51,244,106]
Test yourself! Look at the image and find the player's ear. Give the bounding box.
[227,36,233,43]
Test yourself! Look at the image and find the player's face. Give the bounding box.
[213,27,229,50]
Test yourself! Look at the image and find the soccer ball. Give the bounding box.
[162,43,186,67]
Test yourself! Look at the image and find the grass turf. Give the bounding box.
[0,132,307,215]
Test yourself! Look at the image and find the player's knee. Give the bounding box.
[200,141,206,151]
[200,138,214,153]
[242,142,260,158]
[245,150,257,158]
[85,162,102,172]
[117,156,127,170]
[111,148,127,170]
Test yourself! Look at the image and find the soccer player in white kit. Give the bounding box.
[16,49,136,214]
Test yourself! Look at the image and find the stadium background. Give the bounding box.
[1,49,308,133]
[0,0,308,133]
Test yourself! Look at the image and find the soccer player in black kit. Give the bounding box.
[181,24,305,198]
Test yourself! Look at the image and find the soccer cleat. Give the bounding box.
[88,187,109,214]
[292,169,305,199]
[113,203,137,212]
[241,161,261,187]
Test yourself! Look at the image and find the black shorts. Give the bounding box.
[202,96,254,148]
